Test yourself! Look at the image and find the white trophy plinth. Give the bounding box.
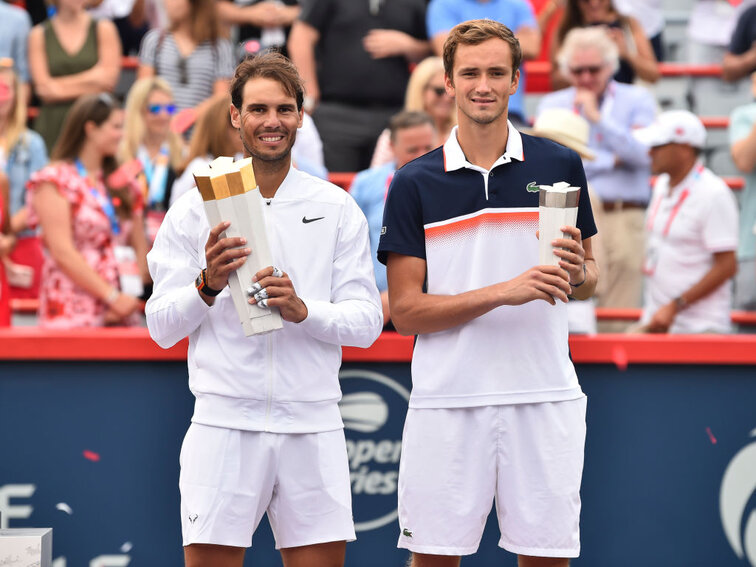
[194,157,283,336]
[0,528,52,567]
[538,182,581,266]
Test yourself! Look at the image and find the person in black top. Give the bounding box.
[288,0,430,172]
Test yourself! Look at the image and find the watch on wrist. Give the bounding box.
[195,268,223,297]
[674,295,688,311]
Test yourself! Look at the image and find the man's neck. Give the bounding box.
[455,118,509,171]
[251,156,291,199]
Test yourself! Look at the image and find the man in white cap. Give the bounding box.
[635,110,738,333]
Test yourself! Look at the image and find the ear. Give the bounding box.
[509,69,520,95]
[444,71,455,96]
[83,120,97,138]
[229,103,241,130]
[297,107,304,129]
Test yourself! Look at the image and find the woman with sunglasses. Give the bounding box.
[28,0,122,153]
[0,61,48,302]
[551,0,659,88]
[119,77,186,244]
[137,0,235,118]
[27,93,145,328]
[370,56,456,168]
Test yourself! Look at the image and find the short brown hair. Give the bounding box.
[388,111,435,143]
[230,51,305,112]
[442,19,522,81]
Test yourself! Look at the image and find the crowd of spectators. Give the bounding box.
[0,0,754,335]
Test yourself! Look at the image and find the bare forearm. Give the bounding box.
[678,254,737,306]
[722,50,756,82]
[624,52,660,83]
[40,65,119,102]
[517,28,541,60]
[403,37,432,62]
[731,126,756,172]
[288,24,319,98]
[10,209,28,234]
[390,285,504,336]
[47,243,116,301]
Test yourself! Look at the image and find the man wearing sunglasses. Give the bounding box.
[537,26,656,330]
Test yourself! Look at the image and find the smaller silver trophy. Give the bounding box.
[538,182,581,266]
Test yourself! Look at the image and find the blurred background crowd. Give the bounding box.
[0,0,755,336]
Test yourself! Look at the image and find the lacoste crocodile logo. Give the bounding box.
[302,216,325,224]
[402,528,413,537]
[526,181,539,193]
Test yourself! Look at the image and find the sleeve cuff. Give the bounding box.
[297,297,332,336]
[176,282,214,320]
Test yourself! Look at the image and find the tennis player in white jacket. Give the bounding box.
[146,52,383,567]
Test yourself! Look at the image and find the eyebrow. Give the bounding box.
[457,66,510,73]
[245,103,297,111]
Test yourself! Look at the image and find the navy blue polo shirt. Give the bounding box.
[378,124,597,409]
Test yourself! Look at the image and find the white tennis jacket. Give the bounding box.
[146,166,383,433]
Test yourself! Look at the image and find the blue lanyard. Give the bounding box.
[75,159,120,235]
[141,146,169,207]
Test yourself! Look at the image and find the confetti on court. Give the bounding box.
[55,502,73,515]
[611,345,628,371]
[120,542,133,553]
[706,427,717,444]
[83,450,101,462]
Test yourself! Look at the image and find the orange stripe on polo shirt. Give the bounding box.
[425,210,538,239]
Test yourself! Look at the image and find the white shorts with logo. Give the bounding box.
[179,423,356,549]
[397,397,587,558]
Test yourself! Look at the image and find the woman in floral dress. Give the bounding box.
[27,93,146,328]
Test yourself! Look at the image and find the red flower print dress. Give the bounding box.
[27,163,141,328]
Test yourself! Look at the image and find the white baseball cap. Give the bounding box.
[633,110,707,149]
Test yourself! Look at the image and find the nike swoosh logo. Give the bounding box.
[302,216,325,224]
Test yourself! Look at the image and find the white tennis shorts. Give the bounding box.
[179,423,356,549]
[397,397,587,558]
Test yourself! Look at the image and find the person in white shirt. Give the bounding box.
[145,51,383,567]
[635,110,738,333]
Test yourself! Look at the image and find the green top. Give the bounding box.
[33,17,99,153]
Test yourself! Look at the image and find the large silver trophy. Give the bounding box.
[538,182,581,266]
[194,156,283,336]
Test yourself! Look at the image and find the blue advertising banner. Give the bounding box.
[1,359,755,566]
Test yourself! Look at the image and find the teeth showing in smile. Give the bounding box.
[261,136,283,142]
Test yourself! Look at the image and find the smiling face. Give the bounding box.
[142,89,175,140]
[446,38,519,128]
[229,77,303,164]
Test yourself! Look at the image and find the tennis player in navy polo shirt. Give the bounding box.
[378,19,599,567]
